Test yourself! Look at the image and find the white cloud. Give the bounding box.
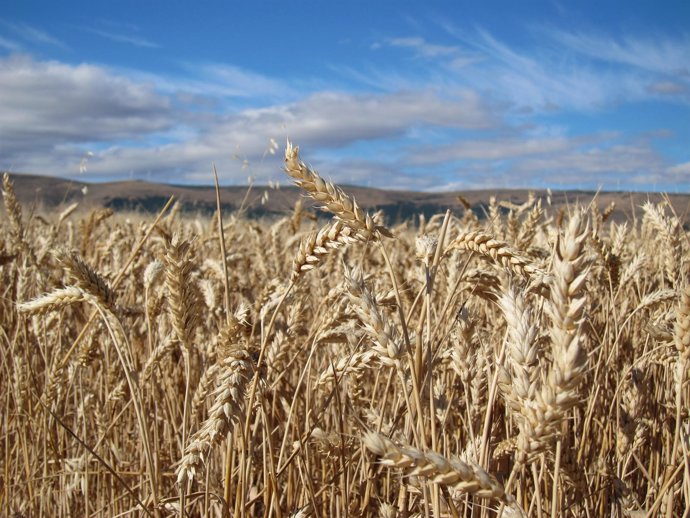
[0,54,496,184]
[0,54,174,171]
[408,136,572,164]
[404,132,670,191]
[667,161,690,175]
[64,88,494,183]
[279,89,494,140]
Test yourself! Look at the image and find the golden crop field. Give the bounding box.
[2,143,689,517]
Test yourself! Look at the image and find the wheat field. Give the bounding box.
[2,143,689,517]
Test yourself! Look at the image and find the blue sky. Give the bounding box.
[1,1,689,191]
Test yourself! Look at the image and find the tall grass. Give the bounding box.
[2,147,689,517]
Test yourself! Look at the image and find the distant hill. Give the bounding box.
[4,172,690,226]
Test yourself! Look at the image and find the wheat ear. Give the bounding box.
[17,287,85,315]
[445,230,545,280]
[497,284,539,414]
[364,432,513,504]
[514,211,589,461]
[163,235,200,350]
[344,266,405,365]
[59,250,115,310]
[284,141,391,241]
[177,345,254,484]
[292,220,358,280]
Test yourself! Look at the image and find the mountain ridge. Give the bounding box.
[5,172,690,225]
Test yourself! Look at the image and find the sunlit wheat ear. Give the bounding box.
[674,285,690,362]
[2,172,25,248]
[144,259,164,290]
[363,432,514,504]
[317,349,380,386]
[284,140,392,241]
[291,220,358,281]
[642,201,683,281]
[515,211,590,461]
[177,344,253,484]
[58,249,115,310]
[79,207,113,257]
[497,283,539,414]
[445,230,546,280]
[142,336,176,379]
[191,362,222,420]
[17,286,85,315]
[163,235,200,350]
[344,266,405,365]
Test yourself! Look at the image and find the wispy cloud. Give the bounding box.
[667,161,690,175]
[545,29,690,76]
[375,35,483,69]
[1,21,66,48]
[647,80,689,97]
[114,62,300,103]
[380,22,690,113]
[451,27,651,111]
[0,35,22,51]
[185,63,297,100]
[85,27,160,48]
[385,37,460,58]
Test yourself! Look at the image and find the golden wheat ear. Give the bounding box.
[284,140,393,240]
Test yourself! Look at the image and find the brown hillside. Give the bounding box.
[5,172,690,226]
